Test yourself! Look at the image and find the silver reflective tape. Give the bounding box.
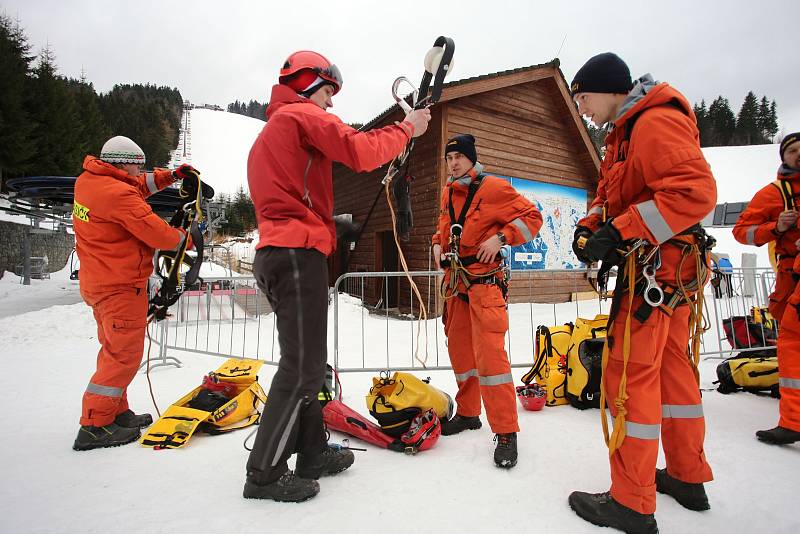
[146,173,158,194]
[625,421,661,440]
[271,397,303,467]
[511,217,535,242]
[588,206,603,217]
[479,372,514,386]
[780,377,800,390]
[635,200,673,243]
[662,404,704,419]
[85,382,123,397]
[455,368,478,382]
[746,225,758,246]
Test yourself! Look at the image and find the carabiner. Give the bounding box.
[642,264,664,307]
[392,76,418,114]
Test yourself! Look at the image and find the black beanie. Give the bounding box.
[780,132,800,161]
[570,52,633,96]
[444,134,477,165]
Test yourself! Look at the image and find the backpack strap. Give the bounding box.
[770,179,796,211]
[448,174,485,228]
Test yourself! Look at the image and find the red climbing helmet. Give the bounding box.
[279,50,343,95]
[399,409,441,453]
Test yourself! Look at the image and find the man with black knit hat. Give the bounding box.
[431,133,542,469]
[567,53,717,533]
[734,131,800,446]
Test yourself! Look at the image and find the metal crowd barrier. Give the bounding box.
[145,266,779,371]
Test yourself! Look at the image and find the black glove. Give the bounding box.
[582,220,623,264]
[175,165,215,200]
[572,226,594,264]
[333,214,360,242]
[393,174,414,237]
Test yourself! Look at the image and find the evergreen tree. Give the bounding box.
[693,100,712,147]
[734,91,760,145]
[66,78,108,170]
[707,96,736,146]
[27,45,82,176]
[0,14,36,180]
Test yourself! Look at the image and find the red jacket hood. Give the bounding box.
[82,155,140,186]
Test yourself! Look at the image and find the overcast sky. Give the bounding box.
[3,0,798,137]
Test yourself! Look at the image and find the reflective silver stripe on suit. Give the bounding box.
[620,420,661,440]
[479,372,513,386]
[455,369,478,382]
[588,206,603,217]
[635,200,674,243]
[746,225,758,245]
[662,404,704,419]
[511,218,535,242]
[780,377,800,390]
[146,173,158,194]
[271,249,308,467]
[86,382,123,397]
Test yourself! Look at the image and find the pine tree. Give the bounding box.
[734,91,760,145]
[0,14,36,180]
[693,100,712,147]
[707,96,736,146]
[66,78,108,171]
[766,100,779,143]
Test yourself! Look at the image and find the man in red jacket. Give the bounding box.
[431,134,542,469]
[72,135,198,451]
[244,50,431,502]
[567,53,716,534]
[736,132,800,445]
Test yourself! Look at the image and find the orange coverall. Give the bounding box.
[73,156,184,426]
[772,255,800,433]
[579,81,716,514]
[733,168,800,321]
[432,165,542,434]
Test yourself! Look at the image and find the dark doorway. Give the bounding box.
[376,231,399,308]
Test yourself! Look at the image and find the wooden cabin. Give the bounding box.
[331,59,601,315]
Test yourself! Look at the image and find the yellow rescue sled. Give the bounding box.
[140,358,267,449]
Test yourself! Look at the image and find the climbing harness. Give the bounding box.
[147,169,210,322]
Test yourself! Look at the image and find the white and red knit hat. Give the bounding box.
[100,136,146,165]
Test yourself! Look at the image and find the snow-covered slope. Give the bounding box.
[173,108,265,198]
[703,144,781,268]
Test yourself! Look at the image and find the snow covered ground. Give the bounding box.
[0,272,797,534]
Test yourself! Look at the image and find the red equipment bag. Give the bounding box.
[322,399,394,449]
[722,315,777,349]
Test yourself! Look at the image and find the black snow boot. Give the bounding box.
[493,432,518,468]
[655,468,710,511]
[114,409,154,429]
[756,426,800,445]
[73,423,141,451]
[568,491,658,534]
[441,414,482,436]
[295,444,355,479]
[243,470,320,502]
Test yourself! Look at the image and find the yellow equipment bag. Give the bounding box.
[367,371,454,437]
[566,315,609,410]
[521,324,573,406]
[141,358,267,449]
[751,306,777,331]
[716,355,780,397]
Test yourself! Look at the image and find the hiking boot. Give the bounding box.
[441,414,482,436]
[73,423,141,451]
[756,425,800,445]
[493,432,518,468]
[243,471,320,503]
[114,409,154,429]
[568,491,658,534]
[655,468,710,511]
[295,444,355,479]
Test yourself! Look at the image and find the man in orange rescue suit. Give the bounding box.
[567,53,716,533]
[734,132,800,324]
[735,132,800,445]
[72,135,198,451]
[244,50,431,503]
[431,134,542,469]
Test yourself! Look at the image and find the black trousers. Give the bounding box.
[246,247,328,485]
